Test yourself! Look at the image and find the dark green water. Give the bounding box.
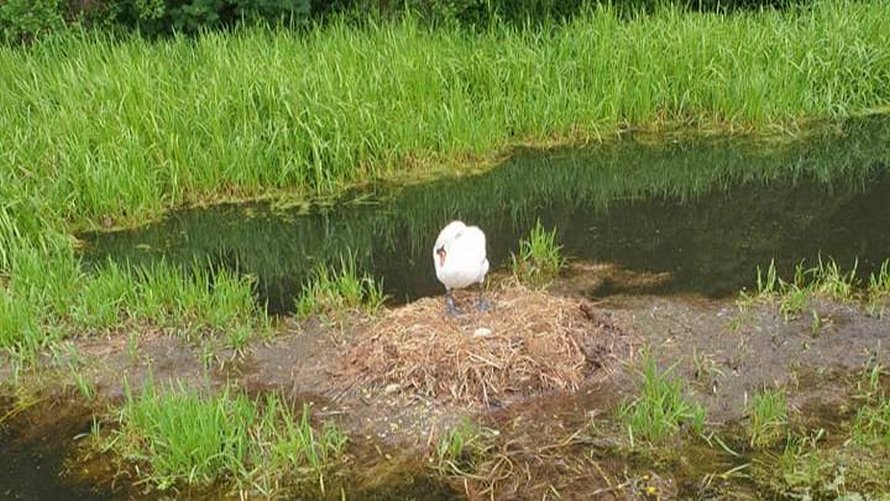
[80,115,890,315]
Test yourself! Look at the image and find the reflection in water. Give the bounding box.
[81,115,890,314]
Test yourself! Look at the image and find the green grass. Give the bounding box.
[2,0,890,236]
[0,0,889,361]
[434,419,494,475]
[851,397,890,447]
[254,399,347,494]
[0,245,269,358]
[749,388,788,448]
[0,289,42,357]
[617,351,706,444]
[851,366,890,448]
[866,260,890,316]
[295,254,385,319]
[117,381,346,493]
[747,257,876,320]
[511,220,565,289]
[119,382,256,489]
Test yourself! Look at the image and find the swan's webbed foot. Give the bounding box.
[445,290,464,317]
[475,282,491,312]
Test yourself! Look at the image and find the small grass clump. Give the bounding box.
[851,397,890,448]
[617,351,706,445]
[255,399,347,493]
[866,260,890,316]
[117,381,347,493]
[746,258,863,320]
[756,424,890,498]
[748,388,788,448]
[295,254,385,319]
[434,419,494,475]
[119,382,256,489]
[511,220,565,289]
[850,366,890,448]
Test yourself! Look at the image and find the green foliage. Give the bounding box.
[131,0,311,34]
[851,367,890,448]
[617,351,706,444]
[2,1,889,231]
[434,419,493,475]
[511,220,564,289]
[750,257,865,320]
[852,397,890,447]
[120,382,257,489]
[295,254,385,319]
[258,398,347,485]
[0,0,65,43]
[0,289,42,356]
[749,388,788,448]
[118,381,347,491]
[866,260,890,316]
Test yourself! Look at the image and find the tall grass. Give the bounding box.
[511,220,565,289]
[617,351,706,444]
[749,388,788,448]
[0,246,269,355]
[118,381,346,492]
[295,254,386,319]
[1,0,888,234]
[119,382,257,489]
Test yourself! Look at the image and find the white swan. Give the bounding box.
[433,220,490,315]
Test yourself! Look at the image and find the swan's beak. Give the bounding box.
[436,247,446,267]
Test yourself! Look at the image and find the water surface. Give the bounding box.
[81,115,890,314]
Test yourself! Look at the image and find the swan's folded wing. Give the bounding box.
[457,226,487,263]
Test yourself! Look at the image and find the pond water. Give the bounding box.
[80,115,890,315]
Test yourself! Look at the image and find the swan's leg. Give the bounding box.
[445,288,462,316]
[476,281,491,312]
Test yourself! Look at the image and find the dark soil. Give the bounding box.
[2,268,889,499]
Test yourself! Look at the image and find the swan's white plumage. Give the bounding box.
[433,221,489,290]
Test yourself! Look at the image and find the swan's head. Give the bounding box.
[433,220,467,268]
[435,246,446,267]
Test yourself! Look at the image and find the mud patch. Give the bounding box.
[336,286,627,407]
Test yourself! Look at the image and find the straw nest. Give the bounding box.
[336,286,623,406]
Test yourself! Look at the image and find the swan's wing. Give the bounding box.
[454,226,487,264]
[434,220,466,253]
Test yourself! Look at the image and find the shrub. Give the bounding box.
[0,0,65,43]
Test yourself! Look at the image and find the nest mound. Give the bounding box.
[337,286,622,406]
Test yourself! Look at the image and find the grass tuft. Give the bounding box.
[511,220,565,289]
[117,380,346,492]
[866,260,890,316]
[617,350,706,444]
[434,419,494,475]
[295,253,386,319]
[749,388,788,448]
[119,381,256,490]
[748,257,870,320]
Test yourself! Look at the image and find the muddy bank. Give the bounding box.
[0,393,110,501]
[3,272,889,499]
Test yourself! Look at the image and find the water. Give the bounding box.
[0,400,109,501]
[80,115,890,315]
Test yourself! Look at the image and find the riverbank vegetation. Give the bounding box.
[1,0,890,496]
[1,0,887,357]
